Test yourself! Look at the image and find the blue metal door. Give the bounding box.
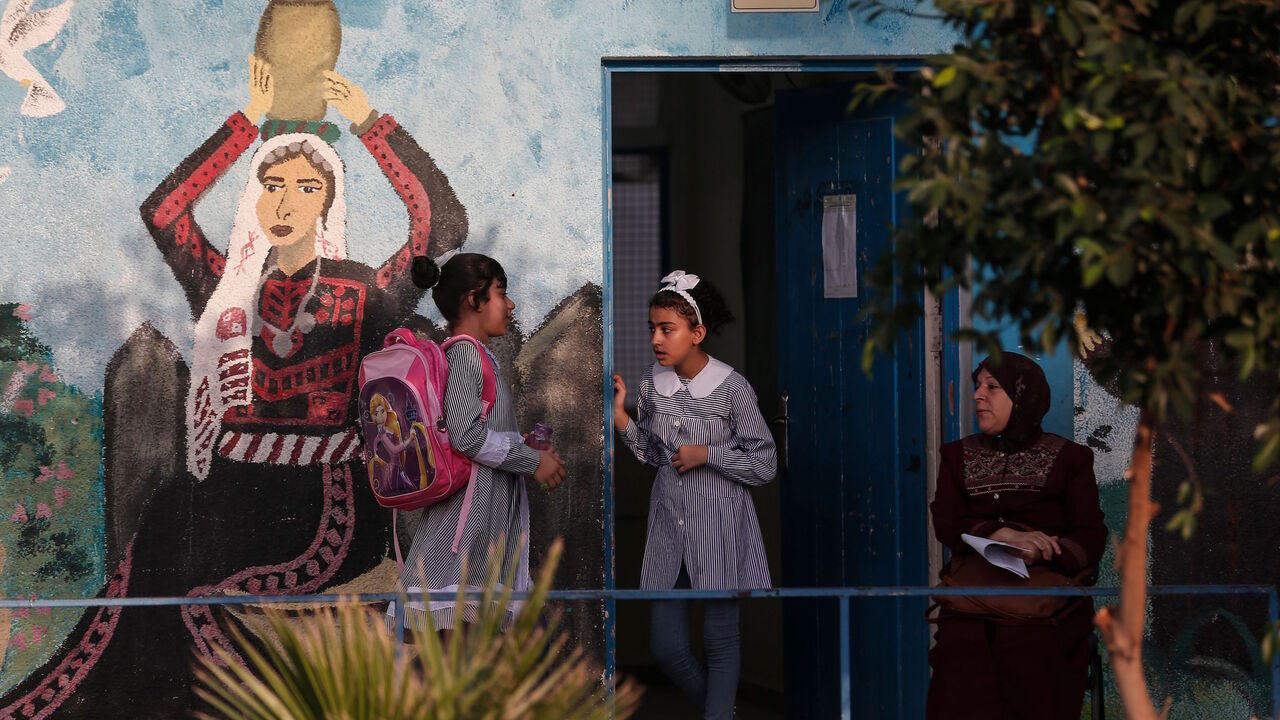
[775,84,929,718]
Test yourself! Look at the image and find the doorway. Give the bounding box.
[605,62,931,718]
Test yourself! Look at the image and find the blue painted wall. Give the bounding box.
[0,0,956,391]
[0,0,956,710]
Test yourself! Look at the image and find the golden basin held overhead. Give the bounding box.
[254,0,342,122]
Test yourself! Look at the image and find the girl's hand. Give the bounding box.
[989,527,1061,564]
[671,445,708,474]
[244,54,273,123]
[323,70,373,125]
[612,375,630,430]
[534,449,567,490]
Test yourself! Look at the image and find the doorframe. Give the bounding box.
[600,56,928,685]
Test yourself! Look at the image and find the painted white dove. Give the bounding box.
[1,0,73,117]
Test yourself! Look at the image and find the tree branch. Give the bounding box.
[1096,409,1166,719]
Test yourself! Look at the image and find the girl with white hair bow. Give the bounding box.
[612,270,777,720]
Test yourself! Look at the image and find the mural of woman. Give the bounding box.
[0,56,468,718]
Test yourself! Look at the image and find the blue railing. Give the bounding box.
[2,584,1275,719]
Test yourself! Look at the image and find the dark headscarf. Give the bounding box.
[972,351,1051,451]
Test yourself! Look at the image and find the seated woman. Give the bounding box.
[927,351,1107,720]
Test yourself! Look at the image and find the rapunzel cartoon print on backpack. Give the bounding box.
[364,387,433,497]
[357,327,496,511]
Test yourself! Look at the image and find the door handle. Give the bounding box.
[771,392,789,475]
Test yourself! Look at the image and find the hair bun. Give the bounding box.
[411,256,441,289]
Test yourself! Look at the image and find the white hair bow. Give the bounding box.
[659,270,702,325]
[434,248,462,267]
[660,270,701,292]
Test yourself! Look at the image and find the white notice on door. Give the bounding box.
[821,194,857,298]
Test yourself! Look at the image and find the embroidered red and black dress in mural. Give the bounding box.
[0,112,467,719]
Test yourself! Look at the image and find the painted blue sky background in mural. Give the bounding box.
[0,0,951,390]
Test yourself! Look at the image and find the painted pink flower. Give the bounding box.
[35,503,51,519]
[35,466,53,483]
[55,461,73,480]
[10,504,27,522]
[30,626,47,643]
[54,486,71,507]
[13,304,32,321]
[16,360,39,375]
[39,364,57,383]
[37,388,55,406]
[12,399,34,417]
[11,632,27,651]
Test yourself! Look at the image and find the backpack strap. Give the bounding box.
[452,461,482,553]
[439,334,501,553]
[383,328,421,349]
[392,508,404,570]
[440,334,498,420]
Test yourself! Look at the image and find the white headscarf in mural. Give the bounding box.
[186,133,348,480]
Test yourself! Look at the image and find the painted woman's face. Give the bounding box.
[372,404,387,427]
[256,154,329,250]
[973,368,1014,435]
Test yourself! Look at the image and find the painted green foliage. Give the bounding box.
[0,304,105,693]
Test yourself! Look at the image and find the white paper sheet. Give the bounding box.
[960,533,1030,579]
[821,194,857,298]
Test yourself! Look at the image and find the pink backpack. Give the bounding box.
[357,328,497,561]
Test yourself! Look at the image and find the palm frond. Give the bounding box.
[193,537,643,719]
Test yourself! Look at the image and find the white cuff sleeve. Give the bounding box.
[473,430,525,468]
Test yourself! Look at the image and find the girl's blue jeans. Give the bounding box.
[650,564,741,720]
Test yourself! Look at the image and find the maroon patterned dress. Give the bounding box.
[926,431,1107,720]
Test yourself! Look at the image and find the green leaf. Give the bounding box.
[1241,344,1257,379]
[1106,250,1135,286]
[1224,329,1253,350]
[1092,132,1113,157]
[1134,133,1156,165]
[933,66,958,88]
[1075,238,1107,257]
[1234,220,1264,248]
[1263,623,1278,664]
[1082,260,1106,288]
[1174,2,1198,28]
[1198,194,1231,221]
[1058,11,1081,46]
[1196,4,1216,35]
[1199,154,1218,185]
[1254,432,1280,472]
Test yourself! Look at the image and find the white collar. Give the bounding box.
[652,356,733,399]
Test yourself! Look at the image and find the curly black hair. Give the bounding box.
[649,277,734,334]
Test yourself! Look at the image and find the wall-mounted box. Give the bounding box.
[731,0,820,12]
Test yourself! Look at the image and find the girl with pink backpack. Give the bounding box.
[386,253,566,632]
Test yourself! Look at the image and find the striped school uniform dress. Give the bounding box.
[620,357,777,590]
[388,340,541,630]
